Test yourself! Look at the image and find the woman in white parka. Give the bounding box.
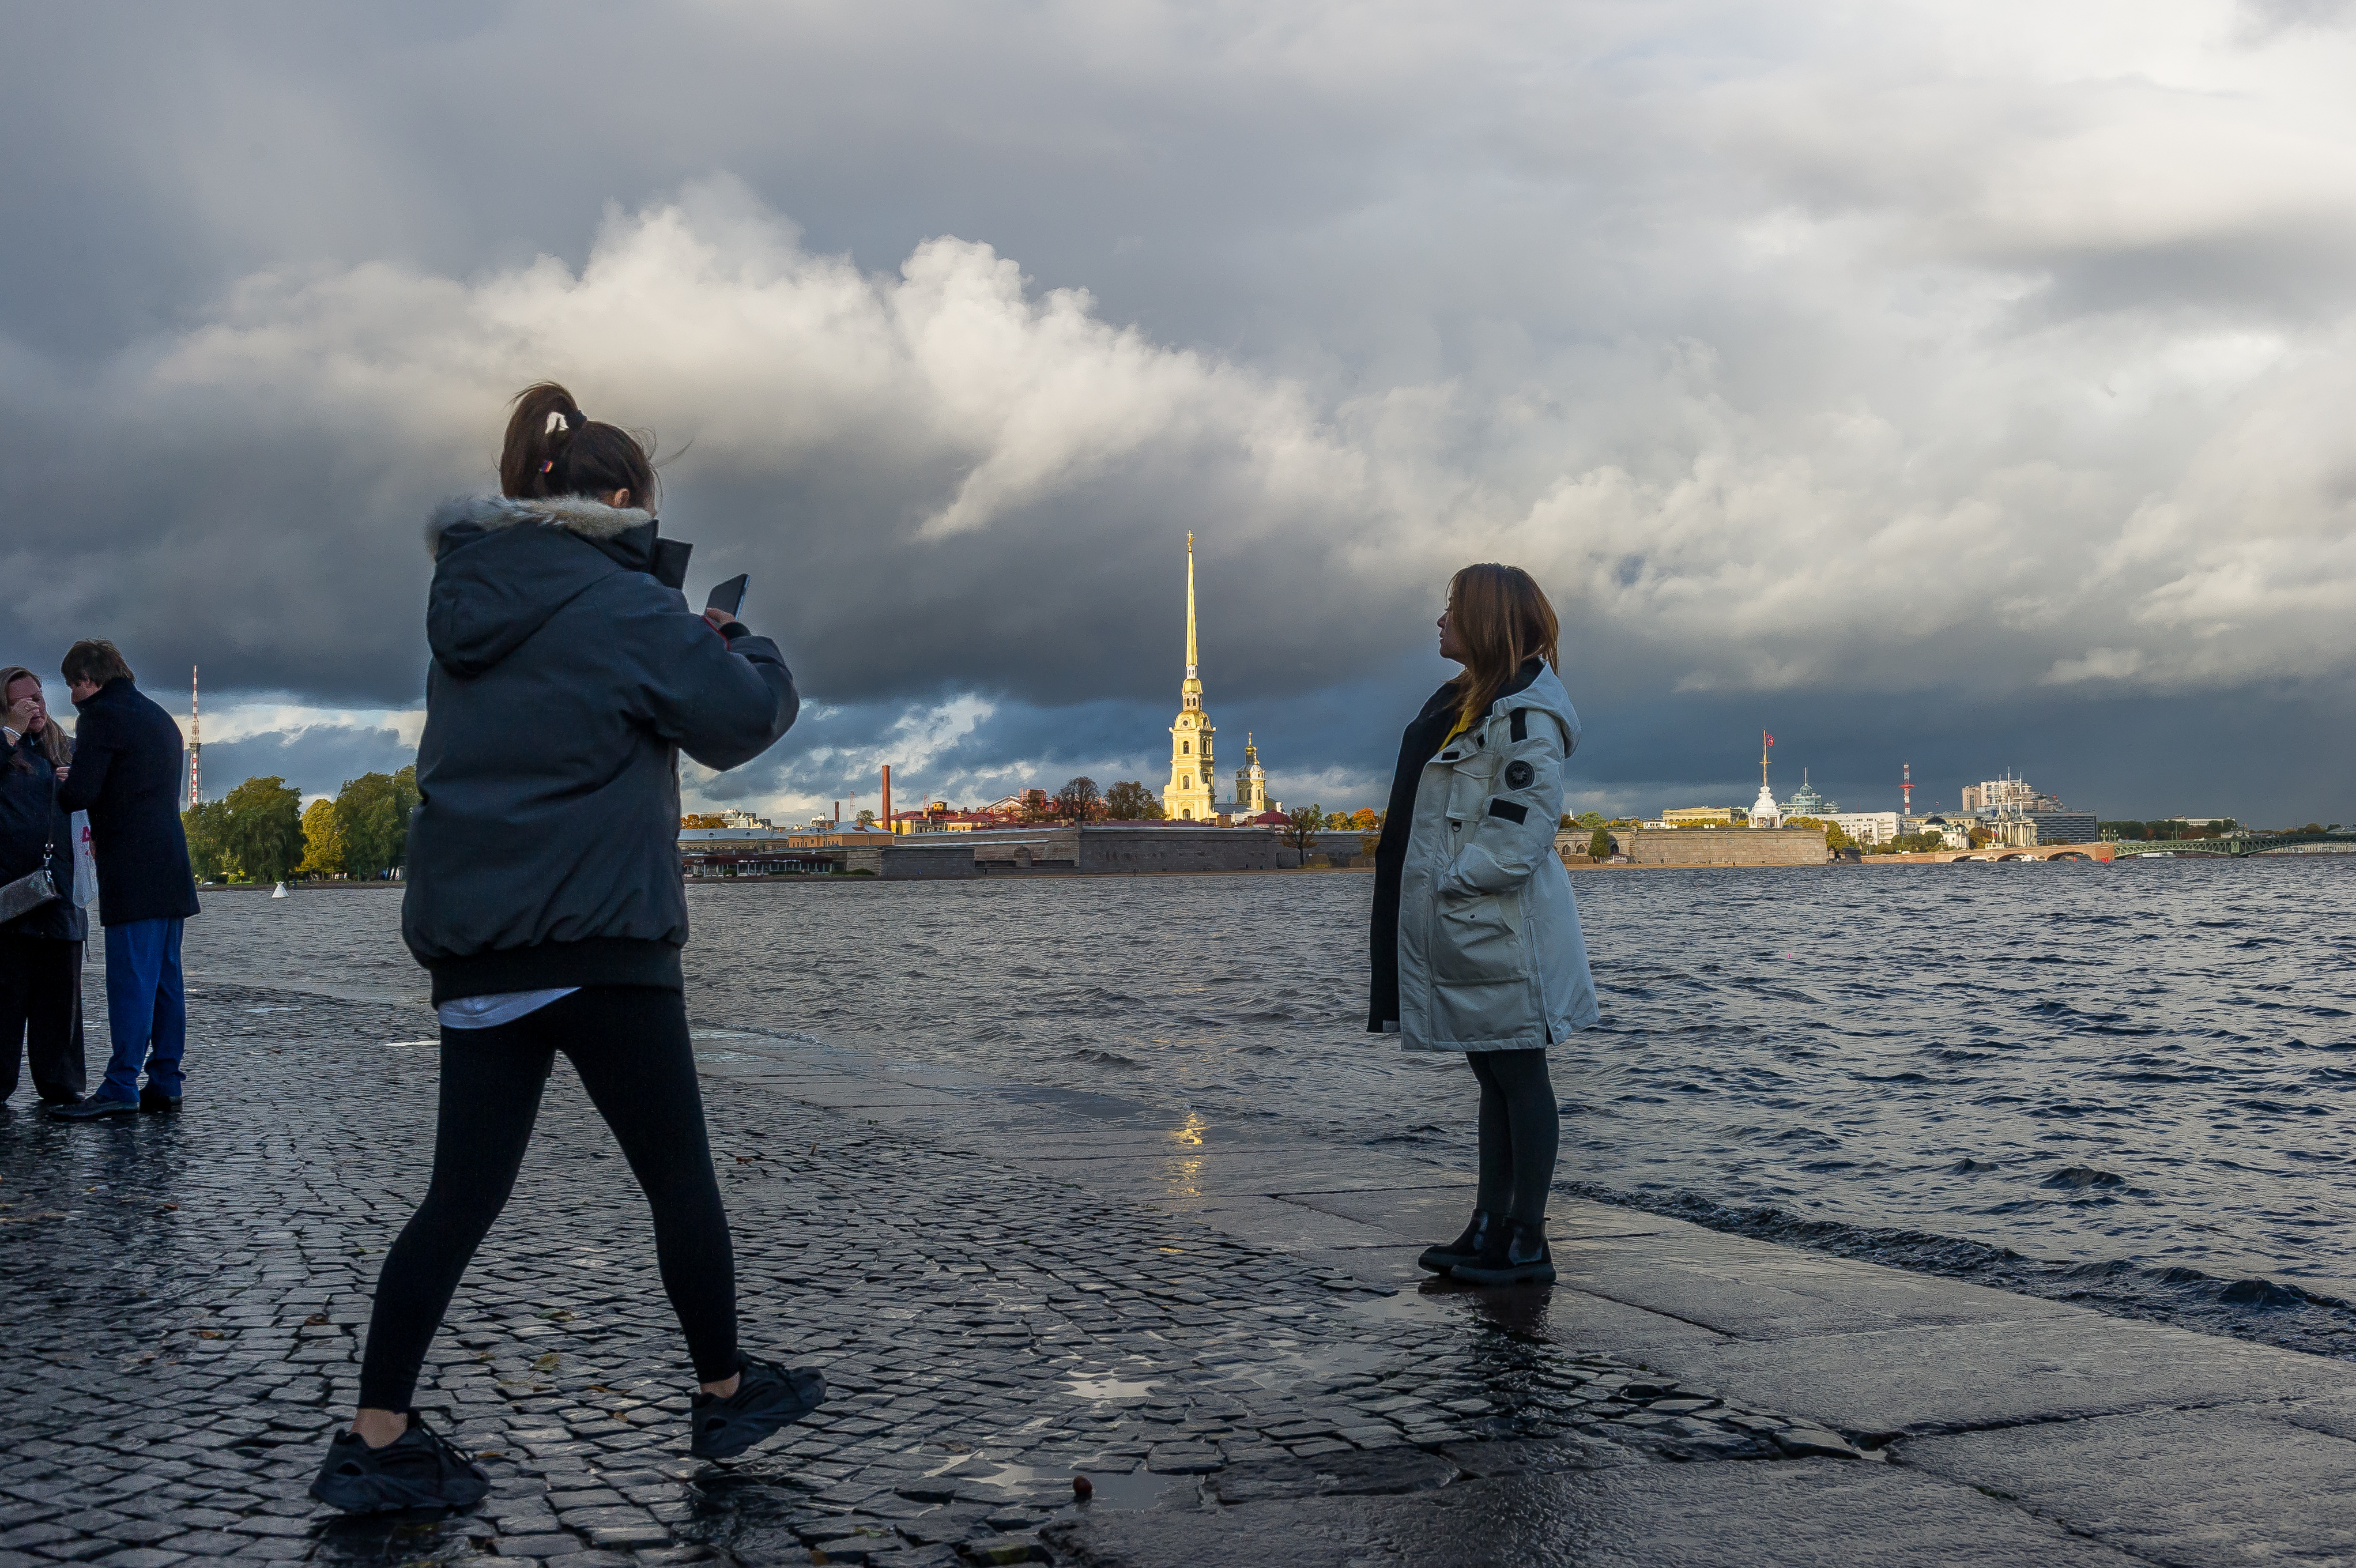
[1368,564,1598,1286]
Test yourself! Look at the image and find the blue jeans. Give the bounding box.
[100,918,184,1102]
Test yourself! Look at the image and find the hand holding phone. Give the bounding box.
[706,574,749,618]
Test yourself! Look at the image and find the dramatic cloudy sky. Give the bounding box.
[6,0,2354,823]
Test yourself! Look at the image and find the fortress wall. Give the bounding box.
[1620,827,1829,866]
[1075,826,1283,873]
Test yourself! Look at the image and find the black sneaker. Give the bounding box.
[691,1352,827,1460]
[1418,1209,1499,1275]
[309,1413,492,1512]
[139,1084,182,1113]
[1451,1219,1555,1286]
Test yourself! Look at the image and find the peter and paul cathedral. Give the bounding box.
[1166,533,1217,821]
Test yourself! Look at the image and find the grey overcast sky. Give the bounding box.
[5,0,2354,823]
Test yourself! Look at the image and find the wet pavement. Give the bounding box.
[2,982,1859,1568]
[17,981,2356,1566]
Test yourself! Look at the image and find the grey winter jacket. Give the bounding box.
[1392,661,1598,1051]
[402,495,798,1003]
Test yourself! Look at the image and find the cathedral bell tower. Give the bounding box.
[1234,733,1267,817]
[1166,534,1216,821]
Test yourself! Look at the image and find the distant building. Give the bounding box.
[1784,770,1837,817]
[1663,806,1737,827]
[1750,730,1780,827]
[1228,733,1271,818]
[1961,774,2062,813]
[2019,811,2097,845]
[1824,811,1898,846]
[1166,534,1218,823]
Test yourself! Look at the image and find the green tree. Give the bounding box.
[220,777,304,884]
[1282,803,1325,862]
[1574,809,1606,829]
[297,797,346,878]
[337,765,420,879]
[1588,826,1611,858]
[182,800,239,883]
[1103,780,1158,820]
[854,808,877,828]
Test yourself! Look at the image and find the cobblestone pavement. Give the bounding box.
[2,983,1863,1568]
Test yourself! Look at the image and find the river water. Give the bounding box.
[178,858,2356,1357]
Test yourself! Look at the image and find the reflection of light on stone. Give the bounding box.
[1063,1373,1160,1401]
[1171,1111,1207,1147]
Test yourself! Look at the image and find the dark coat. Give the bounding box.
[0,731,86,941]
[1367,659,1543,1031]
[55,679,199,928]
[402,495,800,1004]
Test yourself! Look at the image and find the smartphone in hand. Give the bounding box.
[706,574,749,618]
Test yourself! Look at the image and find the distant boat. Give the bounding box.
[271,881,288,898]
[2128,851,2176,859]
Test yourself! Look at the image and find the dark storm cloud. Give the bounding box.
[3,2,2354,825]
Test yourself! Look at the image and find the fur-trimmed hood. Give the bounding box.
[424,493,664,679]
[425,492,653,555]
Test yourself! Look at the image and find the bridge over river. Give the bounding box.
[1870,831,2354,865]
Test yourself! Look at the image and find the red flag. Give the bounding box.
[1765,733,1775,747]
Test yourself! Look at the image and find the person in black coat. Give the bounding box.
[50,641,199,1120]
[0,665,87,1107]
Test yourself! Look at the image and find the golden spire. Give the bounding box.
[1185,532,1198,680]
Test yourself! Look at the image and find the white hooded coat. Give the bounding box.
[1394,662,1599,1051]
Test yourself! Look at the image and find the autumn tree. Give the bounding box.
[1054,776,1103,824]
[297,797,347,877]
[1283,803,1325,861]
[1103,781,1158,820]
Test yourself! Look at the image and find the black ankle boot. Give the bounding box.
[1452,1218,1554,1285]
[1417,1209,1498,1274]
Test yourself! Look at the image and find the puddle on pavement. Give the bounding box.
[1062,1373,1159,1400]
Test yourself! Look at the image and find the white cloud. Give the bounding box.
[7,0,2356,744]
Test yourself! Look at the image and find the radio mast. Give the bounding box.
[187,666,202,808]
[1901,759,1911,815]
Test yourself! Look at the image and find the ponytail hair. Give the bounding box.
[1444,564,1560,734]
[499,382,658,509]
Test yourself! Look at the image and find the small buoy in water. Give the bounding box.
[1072,1475,1093,1500]
[271,882,288,898]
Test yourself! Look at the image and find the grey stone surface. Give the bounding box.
[1043,1452,2146,1567]
[1903,1405,2356,1566]
[1641,1313,2356,1438]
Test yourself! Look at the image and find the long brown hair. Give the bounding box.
[1,666,71,772]
[499,381,658,507]
[1445,564,1560,733]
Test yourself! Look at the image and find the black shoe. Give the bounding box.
[691,1352,827,1460]
[1418,1209,1499,1274]
[1451,1219,1555,1286]
[309,1412,491,1513]
[37,1092,83,1107]
[139,1084,182,1113]
[48,1094,138,1121]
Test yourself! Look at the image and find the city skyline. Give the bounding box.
[5,6,2354,824]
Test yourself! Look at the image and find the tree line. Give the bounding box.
[182,767,418,885]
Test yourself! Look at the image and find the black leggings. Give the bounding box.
[357,987,737,1411]
[1468,1049,1559,1226]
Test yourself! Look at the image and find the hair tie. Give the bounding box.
[567,409,590,432]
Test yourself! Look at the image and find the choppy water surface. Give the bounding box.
[184,860,2356,1354]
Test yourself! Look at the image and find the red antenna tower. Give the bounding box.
[1901,759,1911,815]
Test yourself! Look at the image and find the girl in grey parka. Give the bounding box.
[1368,564,1597,1285]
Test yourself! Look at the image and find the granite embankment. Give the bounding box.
[8,982,2356,1567]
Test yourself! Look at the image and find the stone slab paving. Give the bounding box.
[1,986,1856,1568]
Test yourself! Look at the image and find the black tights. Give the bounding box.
[1469,1049,1559,1225]
[357,987,737,1411]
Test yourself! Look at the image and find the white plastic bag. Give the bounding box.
[71,811,97,908]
